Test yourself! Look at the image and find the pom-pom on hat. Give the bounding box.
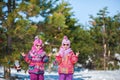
[62,36,70,47]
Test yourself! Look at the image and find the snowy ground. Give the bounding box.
[0,66,120,80]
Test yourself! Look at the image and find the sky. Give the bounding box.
[65,0,120,25]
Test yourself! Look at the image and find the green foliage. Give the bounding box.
[70,26,95,63]
[48,12,67,28]
[89,7,120,69]
[0,0,120,71]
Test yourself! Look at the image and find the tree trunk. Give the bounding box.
[4,66,11,79]
[102,23,107,70]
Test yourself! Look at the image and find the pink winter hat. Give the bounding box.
[31,36,44,52]
[33,36,43,46]
[62,36,70,47]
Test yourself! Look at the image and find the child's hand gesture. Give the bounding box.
[21,52,25,56]
[48,53,52,56]
[55,52,59,56]
[76,51,80,56]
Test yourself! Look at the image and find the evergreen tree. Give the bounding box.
[89,7,120,69]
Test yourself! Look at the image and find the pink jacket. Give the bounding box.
[56,51,78,74]
[23,50,49,74]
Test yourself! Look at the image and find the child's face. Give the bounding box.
[35,44,42,50]
[63,43,69,50]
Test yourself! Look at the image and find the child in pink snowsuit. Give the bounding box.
[21,37,49,80]
[56,36,79,80]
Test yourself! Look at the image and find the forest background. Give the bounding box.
[0,0,120,78]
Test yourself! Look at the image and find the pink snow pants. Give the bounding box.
[59,73,73,80]
[30,73,44,80]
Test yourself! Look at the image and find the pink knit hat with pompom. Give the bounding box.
[31,36,43,51]
[31,36,44,54]
[62,36,70,47]
[33,36,43,46]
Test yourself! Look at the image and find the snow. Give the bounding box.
[0,66,120,80]
[115,53,120,61]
